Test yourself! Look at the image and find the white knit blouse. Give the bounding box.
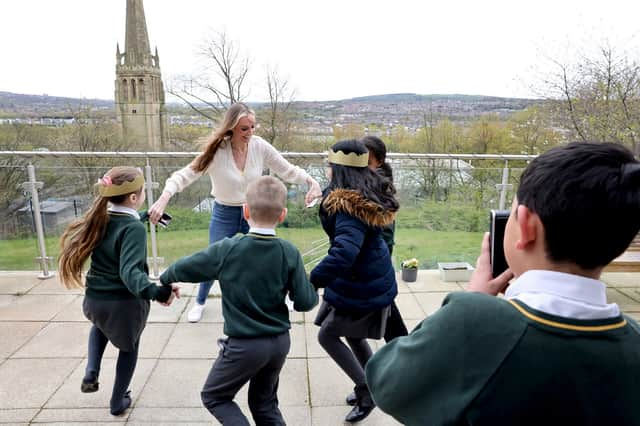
[163,136,311,206]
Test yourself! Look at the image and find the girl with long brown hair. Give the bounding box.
[59,166,178,416]
[148,102,322,322]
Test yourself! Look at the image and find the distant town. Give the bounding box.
[0,91,539,138]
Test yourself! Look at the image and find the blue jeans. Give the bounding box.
[196,202,249,305]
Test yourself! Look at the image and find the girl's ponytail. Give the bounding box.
[58,196,110,288]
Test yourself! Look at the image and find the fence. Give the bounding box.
[0,150,535,278]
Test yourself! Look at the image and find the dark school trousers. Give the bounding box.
[201,332,291,426]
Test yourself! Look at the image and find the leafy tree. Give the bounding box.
[508,106,562,155]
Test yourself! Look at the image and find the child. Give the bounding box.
[362,135,408,343]
[159,175,318,425]
[366,142,640,426]
[58,166,179,416]
[310,139,399,423]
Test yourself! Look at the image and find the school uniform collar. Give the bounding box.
[248,227,276,236]
[505,270,620,319]
[108,204,140,219]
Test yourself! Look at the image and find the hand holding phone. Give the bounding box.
[489,210,510,278]
[158,212,172,228]
[305,198,320,208]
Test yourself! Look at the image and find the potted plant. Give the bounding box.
[401,258,419,282]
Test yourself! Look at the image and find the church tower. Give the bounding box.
[115,0,168,148]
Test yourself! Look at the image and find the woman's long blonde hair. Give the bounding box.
[191,102,255,173]
[58,167,143,289]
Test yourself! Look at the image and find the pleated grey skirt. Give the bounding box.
[83,296,150,352]
[314,300,390,340]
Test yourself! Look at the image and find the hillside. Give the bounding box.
[0,92,114,118]
[0,91,539,129]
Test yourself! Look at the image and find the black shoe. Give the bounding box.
[345,384,375,423]
[110,390,132,416]
[345,403,375,423]
[346,391,357,406]
[80,372,99,393]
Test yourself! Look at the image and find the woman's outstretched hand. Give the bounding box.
[467,232,514,295]
[148,193,170,224]
[305,179,323,205]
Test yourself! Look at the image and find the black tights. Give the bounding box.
[318,327,373,386]
[86,325,138,411]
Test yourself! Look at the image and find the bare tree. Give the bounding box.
[536,39,640,155]
[168,30,250,121]
[256,65,296,149]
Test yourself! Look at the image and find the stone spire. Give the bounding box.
[124,0,152,67]
[114,0,168,149]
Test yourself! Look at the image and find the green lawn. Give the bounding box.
[0,228,483,271]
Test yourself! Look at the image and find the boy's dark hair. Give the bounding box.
[517,142,640,269]
[328,139,399,211]
[245,176,287,223]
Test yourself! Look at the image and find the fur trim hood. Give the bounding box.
[322,189,396,227]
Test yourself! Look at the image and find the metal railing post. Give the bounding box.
[496,160,513,210]
[21,163,54,279]
[144,160,163,279]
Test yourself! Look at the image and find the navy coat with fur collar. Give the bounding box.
[310,189,398,312]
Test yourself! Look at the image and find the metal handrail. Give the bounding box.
[0,151,537,161]
[1,150,534,278]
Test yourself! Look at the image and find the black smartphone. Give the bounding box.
[489,210,510,277]
[158,212,172,228]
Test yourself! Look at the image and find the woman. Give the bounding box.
[310,139,399,423]
[148,103,321,322]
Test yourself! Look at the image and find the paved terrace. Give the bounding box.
[1,270,640,425]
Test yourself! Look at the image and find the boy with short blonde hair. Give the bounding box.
[161,176,318,425]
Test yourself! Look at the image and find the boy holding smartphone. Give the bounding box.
[366,142,640,426]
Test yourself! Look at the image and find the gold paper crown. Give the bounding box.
[96,174,145,197]
[327,149,369,167]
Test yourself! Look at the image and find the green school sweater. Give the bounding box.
[85,213,169,301]
[160,233,319,337]
[366,291,640,426]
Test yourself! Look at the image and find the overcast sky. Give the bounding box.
[2,0,639,102]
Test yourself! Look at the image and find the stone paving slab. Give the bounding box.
[2,270,640,424]
[49,295,85,322]
[45,359,156,409]
[179,297,225,323]
[394,293,426,319]
[147,296,189,323]
[412,291,452,316]
[32,408,127,424]
[13,322,90,358]
[311,406,402,426]
[0,408,39,424]
[105,323,176,359]
[607,288,640,312]
[135,359,212,408]
[160,323,225,359]
[401,269,464,292]
[308,357,352,407]
[0,294,76,321]
[0,321,46,358]
[126,407,211,423]
[28,276,83,295]
[0,358,82,409]
[0,273,40,295]
[602,272,640,288]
